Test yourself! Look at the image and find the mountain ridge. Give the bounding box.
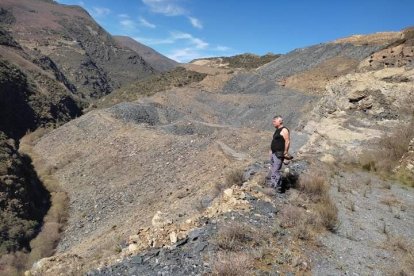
[114,35,178,73]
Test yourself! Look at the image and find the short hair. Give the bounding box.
[273,115,283,120]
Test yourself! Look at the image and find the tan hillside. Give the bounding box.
[333,31,403,46]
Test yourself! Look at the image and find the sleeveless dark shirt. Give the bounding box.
[271,127,288,153]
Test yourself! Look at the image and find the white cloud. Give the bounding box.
[188,17,203,29]
[141,0,203,30]
[139,17,156,28]
[167,48,204,63]
[134,36,175,45]
[171,32,208,49]
[135,32,232,63]
[120,19,136,29]
[91,7,111,17]
[118,14,130,19]
[136,32,208,49]
[215,45,231,51]
[142,0,186,16]
[78,1,85,6]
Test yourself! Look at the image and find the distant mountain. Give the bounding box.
[191,53,281,70]
[1,0,155,100]
[114,36,178,72]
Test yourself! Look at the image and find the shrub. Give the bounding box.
[296,170,338,232]
[212,252,253,276]
[27,222,60,265]
[315,196,338,232]
[214,222,268,252]
[297,172,329,200]
[279,206,304,228]
[360,119,414,182]
[215,222,253,251]
[225,169,244,187]
[386,236,414,275]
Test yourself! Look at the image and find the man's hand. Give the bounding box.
[284,153,293,160]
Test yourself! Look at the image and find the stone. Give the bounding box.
[151,211,173,228]
[188,228,203,241]
[169,232,178,244]
[193,242,208,253]
[128,243,139,252]
[348,90,367,102]
[223,188,233,199]
[320,154,336,164]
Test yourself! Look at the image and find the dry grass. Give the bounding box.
[211,251,253,276]
[315,196,339,232]
[0,252,28,276]
[279,206,304,228]
[360,119,414,185]
[225,169,244,187]
[385,236,414,275]
[395,168,414,188]
[292,215,319,241]
[213,182,226,197]
[214,222,267,252]
[23,127,52,146]
[296,170,339,233]
[298,172,329,200]
[27,222,61,264]
[215,222,254,251]
[0,128,68,273]
[261,187,276,196]
[381,182,392,189]
[380,195,401,207]
[17,133,69,269]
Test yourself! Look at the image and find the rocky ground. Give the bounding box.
[19,28,414,275]
[312,170,414,275]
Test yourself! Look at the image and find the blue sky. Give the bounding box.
[56,0,413,63]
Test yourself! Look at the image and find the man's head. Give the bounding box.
[272,115,283,128]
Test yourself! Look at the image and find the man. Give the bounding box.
[269,115,290,193]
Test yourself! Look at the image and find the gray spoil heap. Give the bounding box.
[257,42,386,81]
[107,102,184,126]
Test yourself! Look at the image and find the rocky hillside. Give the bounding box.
[191,53,280,70]
[0,0,177,269]
[114,36,178,72]
[0,131,50,255]
[23,27,414,275]
[96,67,207,108]
[0,0,160,99]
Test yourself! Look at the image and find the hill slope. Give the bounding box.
[0,0,173,266]
[114,36,178,72]
[0,0,158,99]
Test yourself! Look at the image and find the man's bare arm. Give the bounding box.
[281,128,290,154]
